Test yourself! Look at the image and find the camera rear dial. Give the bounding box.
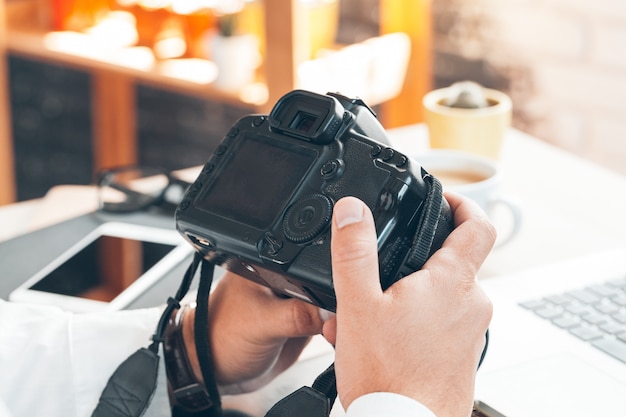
[282,194,333,244]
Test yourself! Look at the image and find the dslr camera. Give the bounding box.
[176,90,454,311]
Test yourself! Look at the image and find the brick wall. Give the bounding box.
[432,0,626,176]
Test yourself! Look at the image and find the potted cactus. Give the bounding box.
[207,10,260,92]
[422,81,512,159]
[441,81,490,109]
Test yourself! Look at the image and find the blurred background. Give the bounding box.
[0,0,624,205]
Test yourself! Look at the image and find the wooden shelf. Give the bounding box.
[3,3,269,178]
[0,0,431,205]
[1,0,315,189]
[5,26,262,107]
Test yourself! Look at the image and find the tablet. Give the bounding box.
[9,222,193,312]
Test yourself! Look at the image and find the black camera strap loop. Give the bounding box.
[311,363,337,407]
[192,258,222,417]
[264,363,337,417]
[91,252,222,417]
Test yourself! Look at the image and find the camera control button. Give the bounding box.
[283,194,333,244]
[321,161,337,176]
[190,181,202,192]
[179,200,190,210]
[370,144,383,157]
[396,155,408,168]
[321,159,344,179]
[203,163,215,174]
[215,145,227,155]
[381,148,395,161]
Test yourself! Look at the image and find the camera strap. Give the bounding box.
[264,362,337,417]
[89,246,337,417]
[90,175,448,417]
[91,252,221,417]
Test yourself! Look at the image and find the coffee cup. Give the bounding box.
[415,149,522,247]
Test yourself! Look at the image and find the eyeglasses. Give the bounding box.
[97,166,192,214]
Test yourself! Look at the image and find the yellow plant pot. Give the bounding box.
[423,87,512,160]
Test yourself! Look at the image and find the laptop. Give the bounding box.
[474,246,626,417]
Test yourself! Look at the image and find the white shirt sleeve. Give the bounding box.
[345,392,437,417]
[0,299,170,417]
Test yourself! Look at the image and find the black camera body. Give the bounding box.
[176,90,454,311]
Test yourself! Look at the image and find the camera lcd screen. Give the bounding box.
[29,235,176,301]
[197,135,316,229]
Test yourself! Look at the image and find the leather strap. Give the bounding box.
[163,306,213,412]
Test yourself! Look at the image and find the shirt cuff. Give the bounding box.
[345,392,437,417]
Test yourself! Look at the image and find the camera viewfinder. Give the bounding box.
[269,90,345,144]
[290,111,317,133]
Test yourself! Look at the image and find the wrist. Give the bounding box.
[163,304,215,412]
[181,306,245,396]
[180,305,205,384]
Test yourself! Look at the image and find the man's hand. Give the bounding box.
[183,272,326,394]
[323,193,495,417]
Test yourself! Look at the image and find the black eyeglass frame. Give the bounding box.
[96,165,192,214]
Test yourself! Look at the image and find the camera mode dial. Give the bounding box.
[283,194,333,244]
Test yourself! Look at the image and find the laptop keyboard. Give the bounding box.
[520,275,626,364]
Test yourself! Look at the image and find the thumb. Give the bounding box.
[331,197,382,311]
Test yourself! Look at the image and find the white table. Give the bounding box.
[1,125,625,416]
